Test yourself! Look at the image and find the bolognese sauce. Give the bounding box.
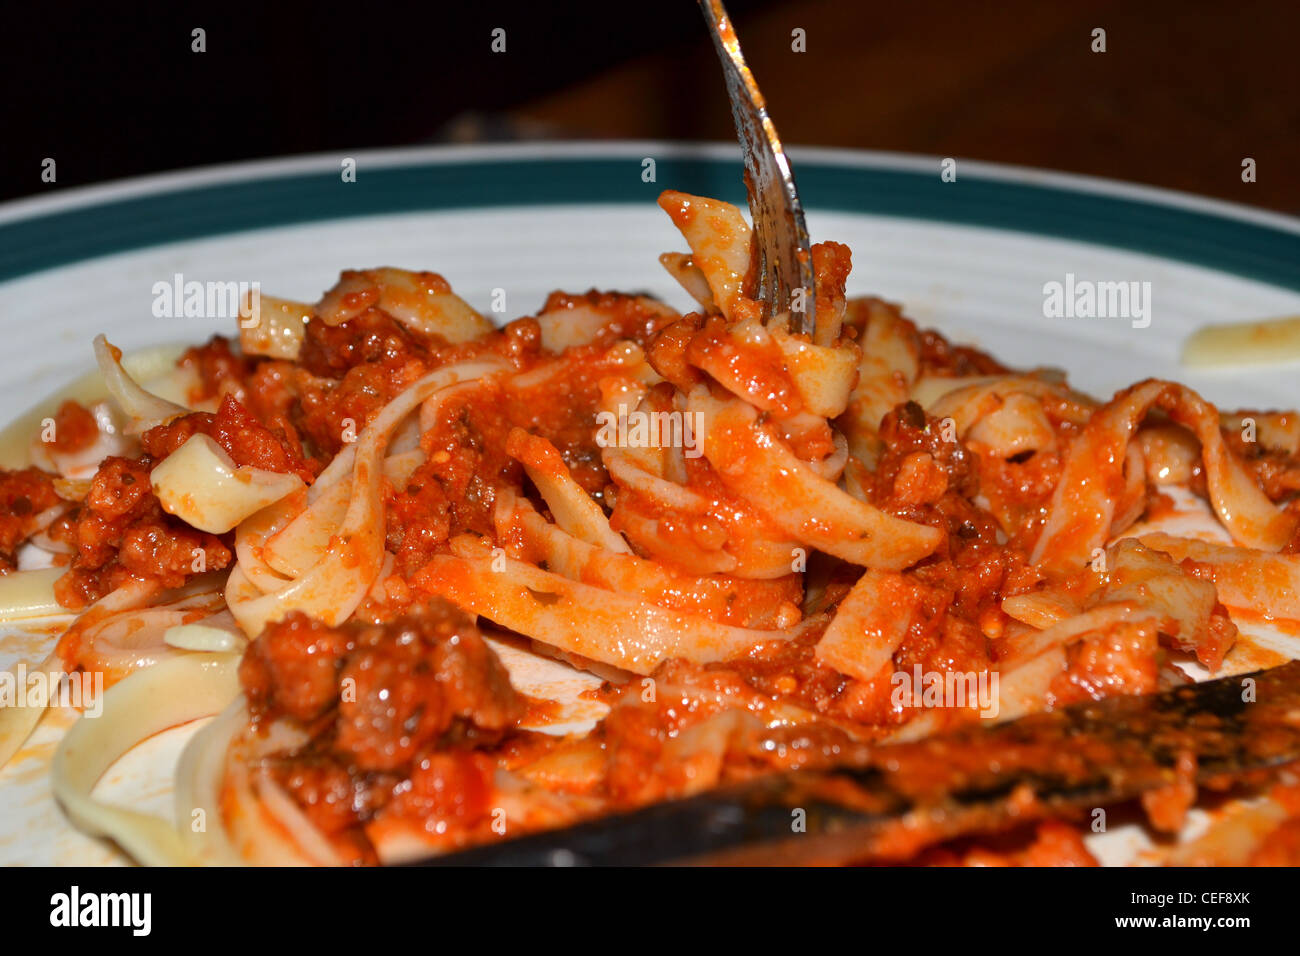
[10,190,1300,868]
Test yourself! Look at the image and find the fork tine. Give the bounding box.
[699,0,817,338]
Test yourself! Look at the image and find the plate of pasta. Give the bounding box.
[2,143,1300,866]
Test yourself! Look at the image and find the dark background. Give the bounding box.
[2,0,1296,212]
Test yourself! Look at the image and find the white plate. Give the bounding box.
[1,143,1298,865]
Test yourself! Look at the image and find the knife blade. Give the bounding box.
[412,660,1300,866]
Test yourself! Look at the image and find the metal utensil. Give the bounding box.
[699,0,817,337]
[413,661,1300,865]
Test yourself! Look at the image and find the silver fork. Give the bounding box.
[699,0,817,337]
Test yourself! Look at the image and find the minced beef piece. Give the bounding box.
[298,307,429,379]
[241,603,523,762]
[49,400,99,454]
[142,393,314,481]
[918,328,1010,378]
[0,467,61,572]
[239,603,523,857]
[180,336,255,405]
[50,455,231,608]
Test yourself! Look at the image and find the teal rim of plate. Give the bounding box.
[1,154,1297,290]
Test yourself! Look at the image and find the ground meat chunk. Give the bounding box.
[918,328,1010,378]
[276,758,383,836]
[142,394,313,481]
[116,519,230,584]
[49,400,99,454]
[242,602,523,856]
[241,602,524,767]
[336,636,452,771]
[386,751,495,826]
[0,467,61,572]
[240,611,353,722]
[241,600,525,858]
[293,359,427,459]
[873,400,978,505]
[298,307,428,379]
[646,314,707,393]
[386,389,519,574]
[1052,621,1159,704]
[434,628,523,730]
[84,455,153,521]
[180,336,254,404]
[51,455,231,608]
[139,413,211,461]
